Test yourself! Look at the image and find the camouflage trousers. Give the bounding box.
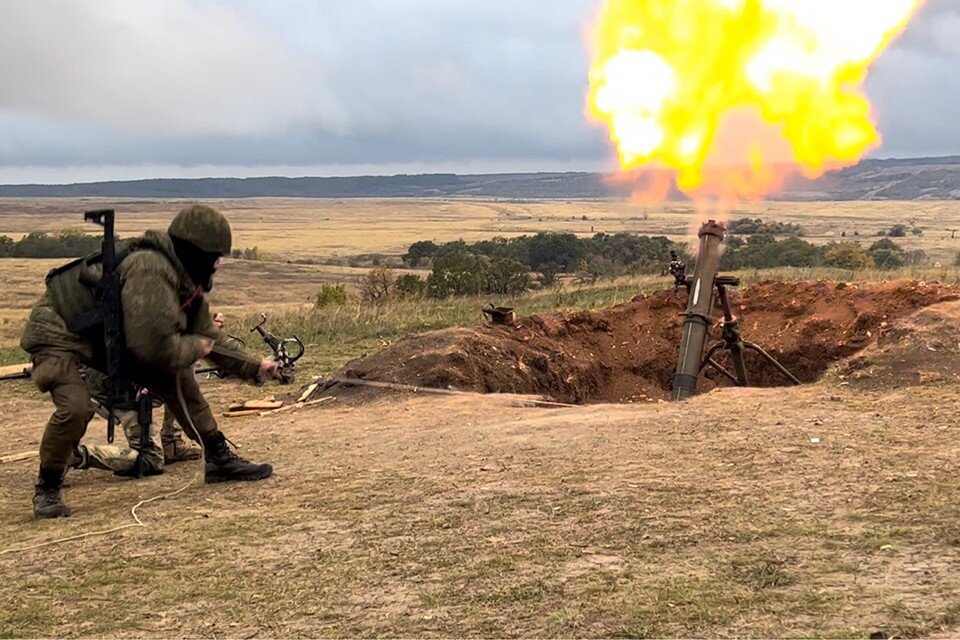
[33,349,219,475]
[82,405,185,476]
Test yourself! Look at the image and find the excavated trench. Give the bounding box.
[330,280,959,404]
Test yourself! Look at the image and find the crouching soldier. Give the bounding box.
[21,204,278,518]
[75,315,259,476]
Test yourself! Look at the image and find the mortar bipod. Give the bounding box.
[698,276,801,387]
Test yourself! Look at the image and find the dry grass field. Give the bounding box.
[4,312,960,637]
[1,195,959,353]
[3,197,960,637]
[2,197,960,262]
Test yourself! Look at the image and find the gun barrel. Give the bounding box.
[672,220,726,402]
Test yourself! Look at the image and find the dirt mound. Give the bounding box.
[831,299,960,391]
[330,280,958,403]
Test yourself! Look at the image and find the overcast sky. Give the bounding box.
[0,0,957,184]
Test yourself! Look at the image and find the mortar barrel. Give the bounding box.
[672,220,726,401]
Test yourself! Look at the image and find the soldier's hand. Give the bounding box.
[200,337,215,357]
[258,358,280,382]
[213,313,225,330]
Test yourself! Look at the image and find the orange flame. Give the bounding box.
[586,0,923,201]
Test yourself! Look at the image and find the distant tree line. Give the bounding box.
[727,218,803,236]
[722,235,923,271]
[399,232,685,298]
[311,227,930,308]
[393,230,926,300]
[405,232,681,275]
[0,230,101,259]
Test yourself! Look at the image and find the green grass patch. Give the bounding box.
[0,345,27,367]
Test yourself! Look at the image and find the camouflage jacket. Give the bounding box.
[20,230,261,380]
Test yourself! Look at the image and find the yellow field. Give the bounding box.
[0,258,425,349]
[2,196,959,352]
[2,197,960,262]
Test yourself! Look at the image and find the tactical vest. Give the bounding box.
[44,235,159,336]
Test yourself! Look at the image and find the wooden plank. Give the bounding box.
[297,383,319,403]
[242,400,284,411]
[330,377,577,408]
[222,410,262,418]
[0,363,31,379]
[259,396,335,416]
[0,450,38,464]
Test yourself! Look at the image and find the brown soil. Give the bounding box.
[6,301,960,637]
[331,280,959,403]
[831,299,960,391]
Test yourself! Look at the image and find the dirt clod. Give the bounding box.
[332,280,958,403]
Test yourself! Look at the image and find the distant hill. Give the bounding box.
[780,156,960,200]
[1,156,958,200]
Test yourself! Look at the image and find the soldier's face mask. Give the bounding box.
[171,236,222,292]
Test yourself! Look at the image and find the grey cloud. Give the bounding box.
[0,0,347,137]
[890,0,960,57]
[0,0,956,180]
[866,0,960,156]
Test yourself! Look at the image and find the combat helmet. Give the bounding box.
[168,204,232,255]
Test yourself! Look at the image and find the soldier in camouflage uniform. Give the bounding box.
[75,315,248,476]
[22,204,279,518]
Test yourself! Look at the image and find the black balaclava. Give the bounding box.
[171,235,221,292]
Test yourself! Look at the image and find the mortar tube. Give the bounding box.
[671,220,726,402]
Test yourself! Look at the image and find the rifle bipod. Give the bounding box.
[697,277,801,388]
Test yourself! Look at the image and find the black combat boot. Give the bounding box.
[203,432,273,484]
[33,465,71,519]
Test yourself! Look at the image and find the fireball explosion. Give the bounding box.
[586,0,923,200]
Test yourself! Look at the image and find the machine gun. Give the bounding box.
[250,314,304,384]
[83,209,152,477]
[672,220,799,402]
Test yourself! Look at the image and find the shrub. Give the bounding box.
[427,252,491,298]
[395,274,427,298]
[867,238,905,270]
[314,284,348,308]
[360,265,395,302]
[727,218,803,236]
[887,224,908,238]
[487,258,530,294]
[823,242,875,270]
[402,240,439,267]
[870,249,904,270]
[721,235,823,270]
[232,246,265,261]
[425,252,530,298]
[0,229,100,258]
[903,249,927,267]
